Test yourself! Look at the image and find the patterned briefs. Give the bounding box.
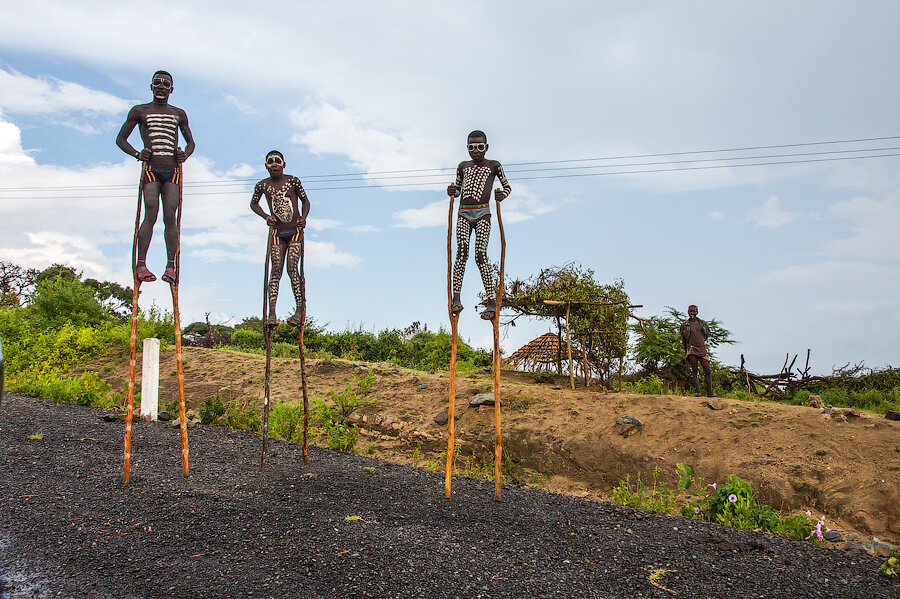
[142,164,180,185]
[272,226,303,244]
[458,203,491,225]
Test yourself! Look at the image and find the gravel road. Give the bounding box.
[0,393,896,598]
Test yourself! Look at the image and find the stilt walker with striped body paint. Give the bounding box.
[250,151,310,469]
[445,130,511,500]
[116,70,195,484]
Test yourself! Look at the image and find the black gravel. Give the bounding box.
[1,393,896,598]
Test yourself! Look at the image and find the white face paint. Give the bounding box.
[266,155,284,167]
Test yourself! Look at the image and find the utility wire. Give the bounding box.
[0,135,898,195]
[3,151,898,199]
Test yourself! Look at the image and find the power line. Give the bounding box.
[3,151,897,199]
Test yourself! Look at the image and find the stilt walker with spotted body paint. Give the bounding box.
[250,151,310,468]
[116,70,195,484]
[445,131,511,500]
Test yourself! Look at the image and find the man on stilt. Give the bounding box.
[680,304,714,397]
[250,150,310,326]
[447,130,511,319]
[116,70,195,284]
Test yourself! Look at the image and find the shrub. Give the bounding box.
[311,373,376,452]
[611,467,677,513]
[269,402,305,442]
[13,371,113,408]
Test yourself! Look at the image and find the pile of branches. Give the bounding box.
[732,350,826,398]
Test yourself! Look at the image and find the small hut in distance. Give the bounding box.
[505,332,571,374]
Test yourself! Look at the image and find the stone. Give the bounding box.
[841,541,869,554]
[550,385,562,390]
[885,410,900,421]
[157,411,172,422]
[615,415,644,427]
[830,407,860,418]
[416,383,427,391]
[825,531,842,542]
[872,537,898,558]
[469,393,495,407]
[433,408,449,425]
[704,399,724,410]
[102,413,119,422]
[808,395,824,409]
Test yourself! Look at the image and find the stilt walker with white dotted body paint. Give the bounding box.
[116,71,195,485]
[445,130,511,500]
[250,151,310,469]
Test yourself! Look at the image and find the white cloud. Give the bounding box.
[223,93,257,115]
[0,68,131,115]
[224,163,255,178]
[826,194,900,260]
[752,260,897,289]
[708,210,725,220]
[392,200,448,229]
[749,195,799,228]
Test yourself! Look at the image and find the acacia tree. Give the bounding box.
[0,261,38,307]
[502,263,630,387]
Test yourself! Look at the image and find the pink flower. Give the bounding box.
[710,483,717,490]
[728,494,737,503]
[805,510,811,517]
[694,507,700,514]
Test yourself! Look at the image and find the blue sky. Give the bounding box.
[0,1,898,374]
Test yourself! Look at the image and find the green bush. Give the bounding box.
[269,402,306,442]
[13,371,114,408]
[311,373,376,452]
[623,374,665,395]
[611,467,677,513]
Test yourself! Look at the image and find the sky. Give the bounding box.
[0,1,898,375]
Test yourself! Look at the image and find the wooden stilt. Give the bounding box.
[445,195,459,498]
[298,234,310,465]
[493,197,506,502]
[171,164,189,477]
[123,165,144,485]
[566,302,574,390]
[261,235,273,471]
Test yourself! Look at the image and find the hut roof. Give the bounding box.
[505,333,562,365]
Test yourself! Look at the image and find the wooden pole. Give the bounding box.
[261,235,273,471]
[298,233,310,465]
[123,164,145,485]
[493,197,506,502]
[566,302,574,390]
[171,163,189,477]
[445,195,459,498]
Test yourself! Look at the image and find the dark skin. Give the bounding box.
[447,134,507,203]
[249,156,310,229]
[116,73,195,280]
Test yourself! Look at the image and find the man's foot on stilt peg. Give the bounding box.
[479,299,496,321]
[161,266,178,284]
[135,265,156,282]
[265,315,279,327]
[286,310,303,327]
[451,294,464,316]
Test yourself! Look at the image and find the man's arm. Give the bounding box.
[295,178,310,227]
[494,162,511,201]
[115,107,143,160]
[447,163,464,197]
[176,108,195,163]
[250,183,275,225]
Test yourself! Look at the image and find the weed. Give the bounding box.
[27,433,43,440]
[815,449,828,456]
[344,515,363,522]
[611,467,677,514]
[364,466,375,473]
[311,372,376,453]
[878,549,899,578]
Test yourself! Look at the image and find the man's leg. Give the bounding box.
[136,182,161,282]
[451,215,473,314]
[267,238,287,324]
[285,241,303,326]
[160,182,180,284]
[700,357,713,397]
[687,355,701,396]
[473,217,494,318]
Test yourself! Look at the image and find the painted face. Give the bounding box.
[688,306,698,318]
[266,154,285,176]
[467,137,488,161]
[151,75,173,100]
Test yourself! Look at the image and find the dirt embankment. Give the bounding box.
[87,346,900,543]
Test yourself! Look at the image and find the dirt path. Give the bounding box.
[1,393,897,598]
[85,347,900,543]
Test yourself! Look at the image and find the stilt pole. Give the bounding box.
[445,195,459,498]
[170,163,189,477]
[567,302,574,390]
[298,233,310,465]
[123,164,145,485]
[492,197,506,502]
[261,234,273,471]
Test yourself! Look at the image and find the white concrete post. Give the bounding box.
[140,338,160,420]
